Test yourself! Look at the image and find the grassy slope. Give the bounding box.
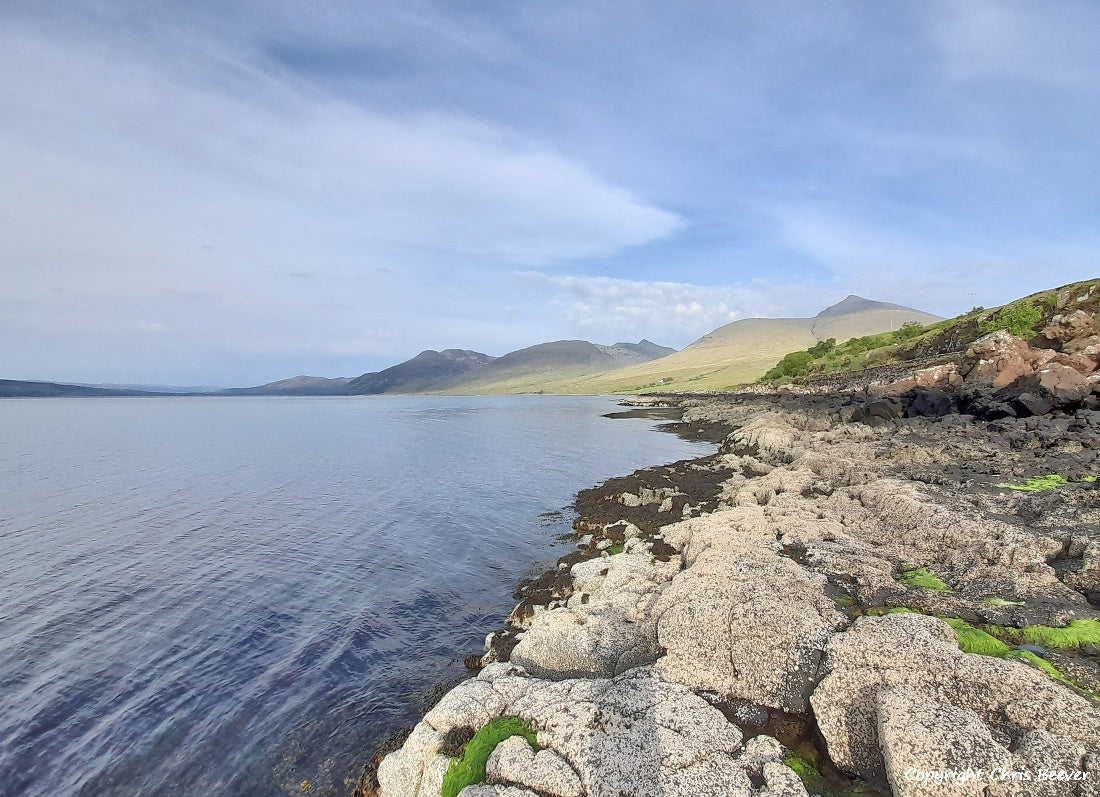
[540,318,819,394]
[766,278,1100,385]
[527,305,941,394]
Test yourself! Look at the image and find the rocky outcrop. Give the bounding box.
[376,664,808,797]
[811,613,1100,784]
[654,508,848,713]
[369,382,1100,797]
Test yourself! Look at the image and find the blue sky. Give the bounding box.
[2,1,1098,385]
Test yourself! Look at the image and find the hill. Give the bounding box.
[345,349,495,395]
[536,296,941,393]
[761,277,1100,389]
[219,375,353,396]
[438,340,675,394]
[0,379,161,398]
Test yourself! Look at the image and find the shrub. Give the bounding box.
[807,338,836,358]
[891,322,924,343]
[763,350,814,381]
[980,300,1043,337]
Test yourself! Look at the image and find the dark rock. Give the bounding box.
[851,398,903,426]
[905,389,955,418]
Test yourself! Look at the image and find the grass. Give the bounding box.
[441,716,538,797]
[898,566,951,591]
[995,474,1068,492]
[981,597,1024,607]
[606,543,625,554]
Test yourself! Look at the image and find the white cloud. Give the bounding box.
[516,272,830,347]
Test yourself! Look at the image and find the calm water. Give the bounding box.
[0,396,710,796]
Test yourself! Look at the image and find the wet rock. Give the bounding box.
[850,398,902,426]
[905,389,955,418]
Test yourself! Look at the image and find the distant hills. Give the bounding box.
[0,296,940,397]
[0,379,162,398]
[532,296,942,393]
[218,375,353,396]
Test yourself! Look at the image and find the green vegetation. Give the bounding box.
[862,609,1099,700]
[996,474,1067,491]
[981,597,1024,607]
[979,300,1044,337]
[898,566,951,591]
[784,752,827,793]
[1084,475,1098,483]
[759,322,944,383]
[441,717,538,797]
[994,619,1100,652]
[606,543,625,554]
[763,350,816,381]
[941,618,1011,657]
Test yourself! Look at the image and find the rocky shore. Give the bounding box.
[359,322,1100,797]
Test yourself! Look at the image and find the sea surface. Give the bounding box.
[0,396,711,796]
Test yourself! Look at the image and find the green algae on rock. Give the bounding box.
[440,716,537,797]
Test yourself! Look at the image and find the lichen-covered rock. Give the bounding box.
[1041,310,1097,344]
[486,736,583,797]
[877,689,1011,797]
[653,508,847,712]
[508,551,679,679]
[377,664,807,797]
[810,613,1100,782]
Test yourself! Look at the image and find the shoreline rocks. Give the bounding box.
[362,379,1100,797]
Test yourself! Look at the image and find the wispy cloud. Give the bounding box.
[1,1,1098,383]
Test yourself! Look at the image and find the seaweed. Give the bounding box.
[898,566,950,591]
[441,716,538,797]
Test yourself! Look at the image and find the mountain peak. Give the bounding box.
[815,295,920,318]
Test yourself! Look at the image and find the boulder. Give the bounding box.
[378,664,809,797]
[905,389,956,418]
[486,736,583,797]
[507,551,679,679]
[810,613,1100,782]
[1036,362,1091,405]
[1040,310,1096,344]
[960,331,1035,389]
[653,509,848,713]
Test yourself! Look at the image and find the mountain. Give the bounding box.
[438,340,676,394]
[534,296,942,393]
[337,340,675,395]
[218,375,354,396]
[345,349,495,395]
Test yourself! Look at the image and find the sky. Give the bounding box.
[2,1,1099,386]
